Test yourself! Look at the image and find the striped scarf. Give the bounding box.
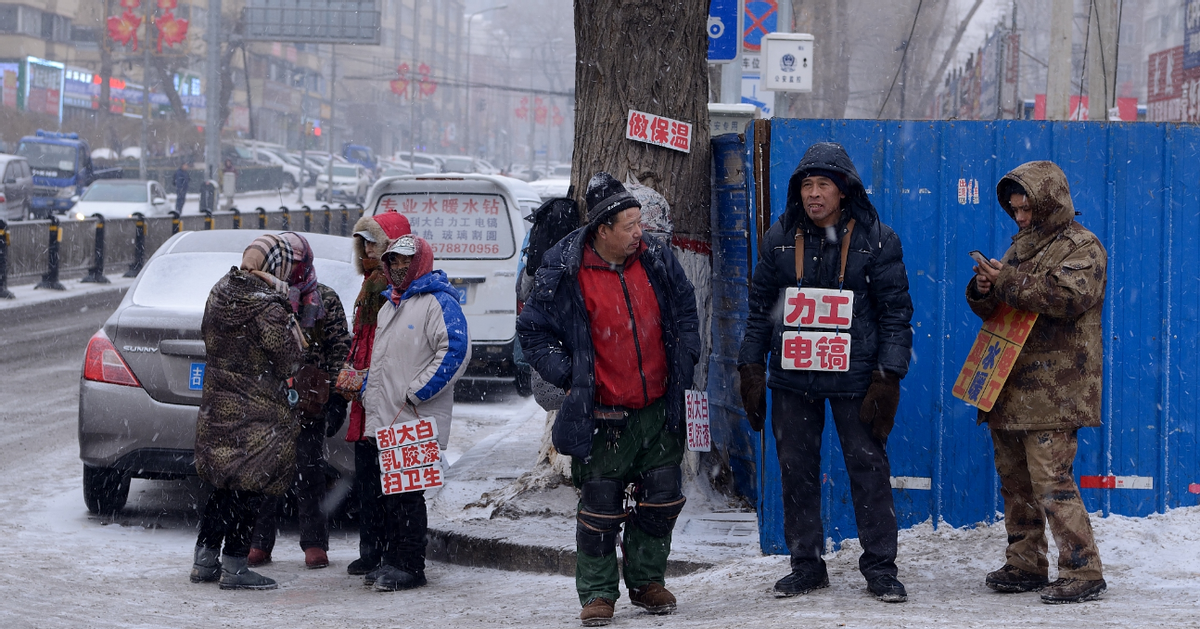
[241,232,326,327]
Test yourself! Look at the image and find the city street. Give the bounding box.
[1,292,1199,628]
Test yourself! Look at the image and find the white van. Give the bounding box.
[365,174,542,392]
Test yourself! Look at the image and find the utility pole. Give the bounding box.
[139,0,151,180]
[1045,0,1072,121]
[205,0,222,183]
[326,46,336,197]
[1088,0,1119,121]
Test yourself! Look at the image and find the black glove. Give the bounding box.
[324,394,349,438]
[860,370,900,441]
[737,364,767,432]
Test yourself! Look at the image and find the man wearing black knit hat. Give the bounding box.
[738,142,914,603]
[517,172,700,626]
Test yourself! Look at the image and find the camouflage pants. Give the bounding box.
[991,428,1103,580]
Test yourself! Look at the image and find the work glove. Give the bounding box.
[324,394,349,438]
[860,370,901,441]
[737,363,767,432]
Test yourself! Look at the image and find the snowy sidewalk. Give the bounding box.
[426,395,760,577]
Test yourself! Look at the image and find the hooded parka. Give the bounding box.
[196,268,304,496]
[739,142,913,397]
[966,161,1107,431]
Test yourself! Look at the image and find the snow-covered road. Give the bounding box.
[1,297,1199,628]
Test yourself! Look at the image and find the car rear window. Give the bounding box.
[375,192,516,259]
[82,183,147,202]
[131,252,358,318]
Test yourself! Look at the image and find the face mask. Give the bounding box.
[388,263,409,288]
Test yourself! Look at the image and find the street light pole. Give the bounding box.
[465,5,507,159]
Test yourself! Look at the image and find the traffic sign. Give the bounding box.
[708,0,740,63]
[743,0,778,53]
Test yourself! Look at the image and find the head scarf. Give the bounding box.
[384,236,435,304]
[241,232,326,327]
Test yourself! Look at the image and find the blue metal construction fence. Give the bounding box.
[707,119,1200,555]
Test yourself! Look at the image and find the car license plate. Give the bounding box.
[189,363,206,390]
[455,287,467,305]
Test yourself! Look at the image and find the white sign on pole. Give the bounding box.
[761,33,814,93]
[685,390,711,452]
[740,54,774,118]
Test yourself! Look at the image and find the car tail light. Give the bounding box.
[83,330,141,387]
[0,193,6,204]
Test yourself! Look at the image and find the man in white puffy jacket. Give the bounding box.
[361,233,470,591]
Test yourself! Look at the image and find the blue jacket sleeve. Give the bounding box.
[410,292,470,402]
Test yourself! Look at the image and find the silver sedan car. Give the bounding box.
[78,230,360,513]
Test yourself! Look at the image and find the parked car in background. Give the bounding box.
[528,177,571,202]
[77,230,359,514]
[248,148,303,190]
[0,154,33,221]
[315,163,371,203]
[365,174,541,394]
[17,130,115,218]
[342,143,378,174]
[505,165,545,182]
[391,152,442,174]
[438,155,500,175]
[550,163,572,178]
[70,180,168,220]
[379,163,415,178]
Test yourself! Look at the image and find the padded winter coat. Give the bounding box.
[739,142,914,397]
[196,268,303,496]
[517,228,700,461]
[362,270,470,448]
[966,161,1107,431]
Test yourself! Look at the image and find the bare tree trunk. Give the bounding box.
[916,0,987,116]
[570,0,711,241]
[788,0,849,118]
[151,55,190,124]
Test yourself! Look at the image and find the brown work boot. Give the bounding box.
[579,597,615,627]
[247,548,271,567]
[985,564,1049,593]
[629,583,677,614]
[304,547,329,569]
[1040,578,1107,604]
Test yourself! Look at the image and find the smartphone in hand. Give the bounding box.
[969,250,994,268]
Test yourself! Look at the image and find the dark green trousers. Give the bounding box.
[571,399,684,605]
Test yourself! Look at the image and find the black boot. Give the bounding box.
[219,555,278,591]
[189,545,221,583]
[373,565,426,591]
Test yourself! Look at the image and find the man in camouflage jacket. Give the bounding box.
[967,160,1107,604]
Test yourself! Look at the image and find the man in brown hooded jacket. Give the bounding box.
[967,160,1107,604]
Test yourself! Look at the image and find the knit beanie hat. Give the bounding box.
[585,172,640,227]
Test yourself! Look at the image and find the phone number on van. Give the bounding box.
[430,242,502,255]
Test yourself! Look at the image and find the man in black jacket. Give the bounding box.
[518,173,700,627]
[173,162,190,214]
[738,142,913,602]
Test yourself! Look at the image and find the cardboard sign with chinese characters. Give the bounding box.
[779,287,853,371]
[626,109,692,153]
[685,390,711,452]
[376,417,444,495]
[952,303,1039,411]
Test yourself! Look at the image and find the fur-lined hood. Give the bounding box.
[352,211,411,274]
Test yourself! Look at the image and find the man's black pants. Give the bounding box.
[771,389,898,580]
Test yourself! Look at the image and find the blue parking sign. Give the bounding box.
[189,363,205,391]
[707,0,739,62]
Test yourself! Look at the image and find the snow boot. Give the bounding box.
[579,597,615,627]
[629,583,676,614]
[867,574,908,603]
[347,555,381,576]
[372,565,426,592]
[219,555,278,591]
[247,547,271,567]
[986,564,1049,593]
[1040,578,1106,604]
[189,545,221,583]
[773,568,830,598]
[304,547,329,569]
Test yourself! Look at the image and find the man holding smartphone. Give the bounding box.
[967,160,1108,604]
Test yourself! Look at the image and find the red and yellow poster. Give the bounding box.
[952,303,1038,411]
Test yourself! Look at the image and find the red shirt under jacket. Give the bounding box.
[578,241,668,409]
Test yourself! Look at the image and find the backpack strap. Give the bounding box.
[794,217,856,287]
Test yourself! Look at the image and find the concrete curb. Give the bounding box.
[427,522,713,578]
[0,284,129,326]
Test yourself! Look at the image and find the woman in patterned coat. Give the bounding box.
[188,233,313,591]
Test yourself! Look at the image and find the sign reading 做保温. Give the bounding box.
[685,390,710,452]
[779,287,854,371]
[952,303,1039,412]
[376,417,445,495]
[626,110,692,153]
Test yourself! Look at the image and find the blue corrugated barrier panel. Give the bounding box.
[720,119,1200,555]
